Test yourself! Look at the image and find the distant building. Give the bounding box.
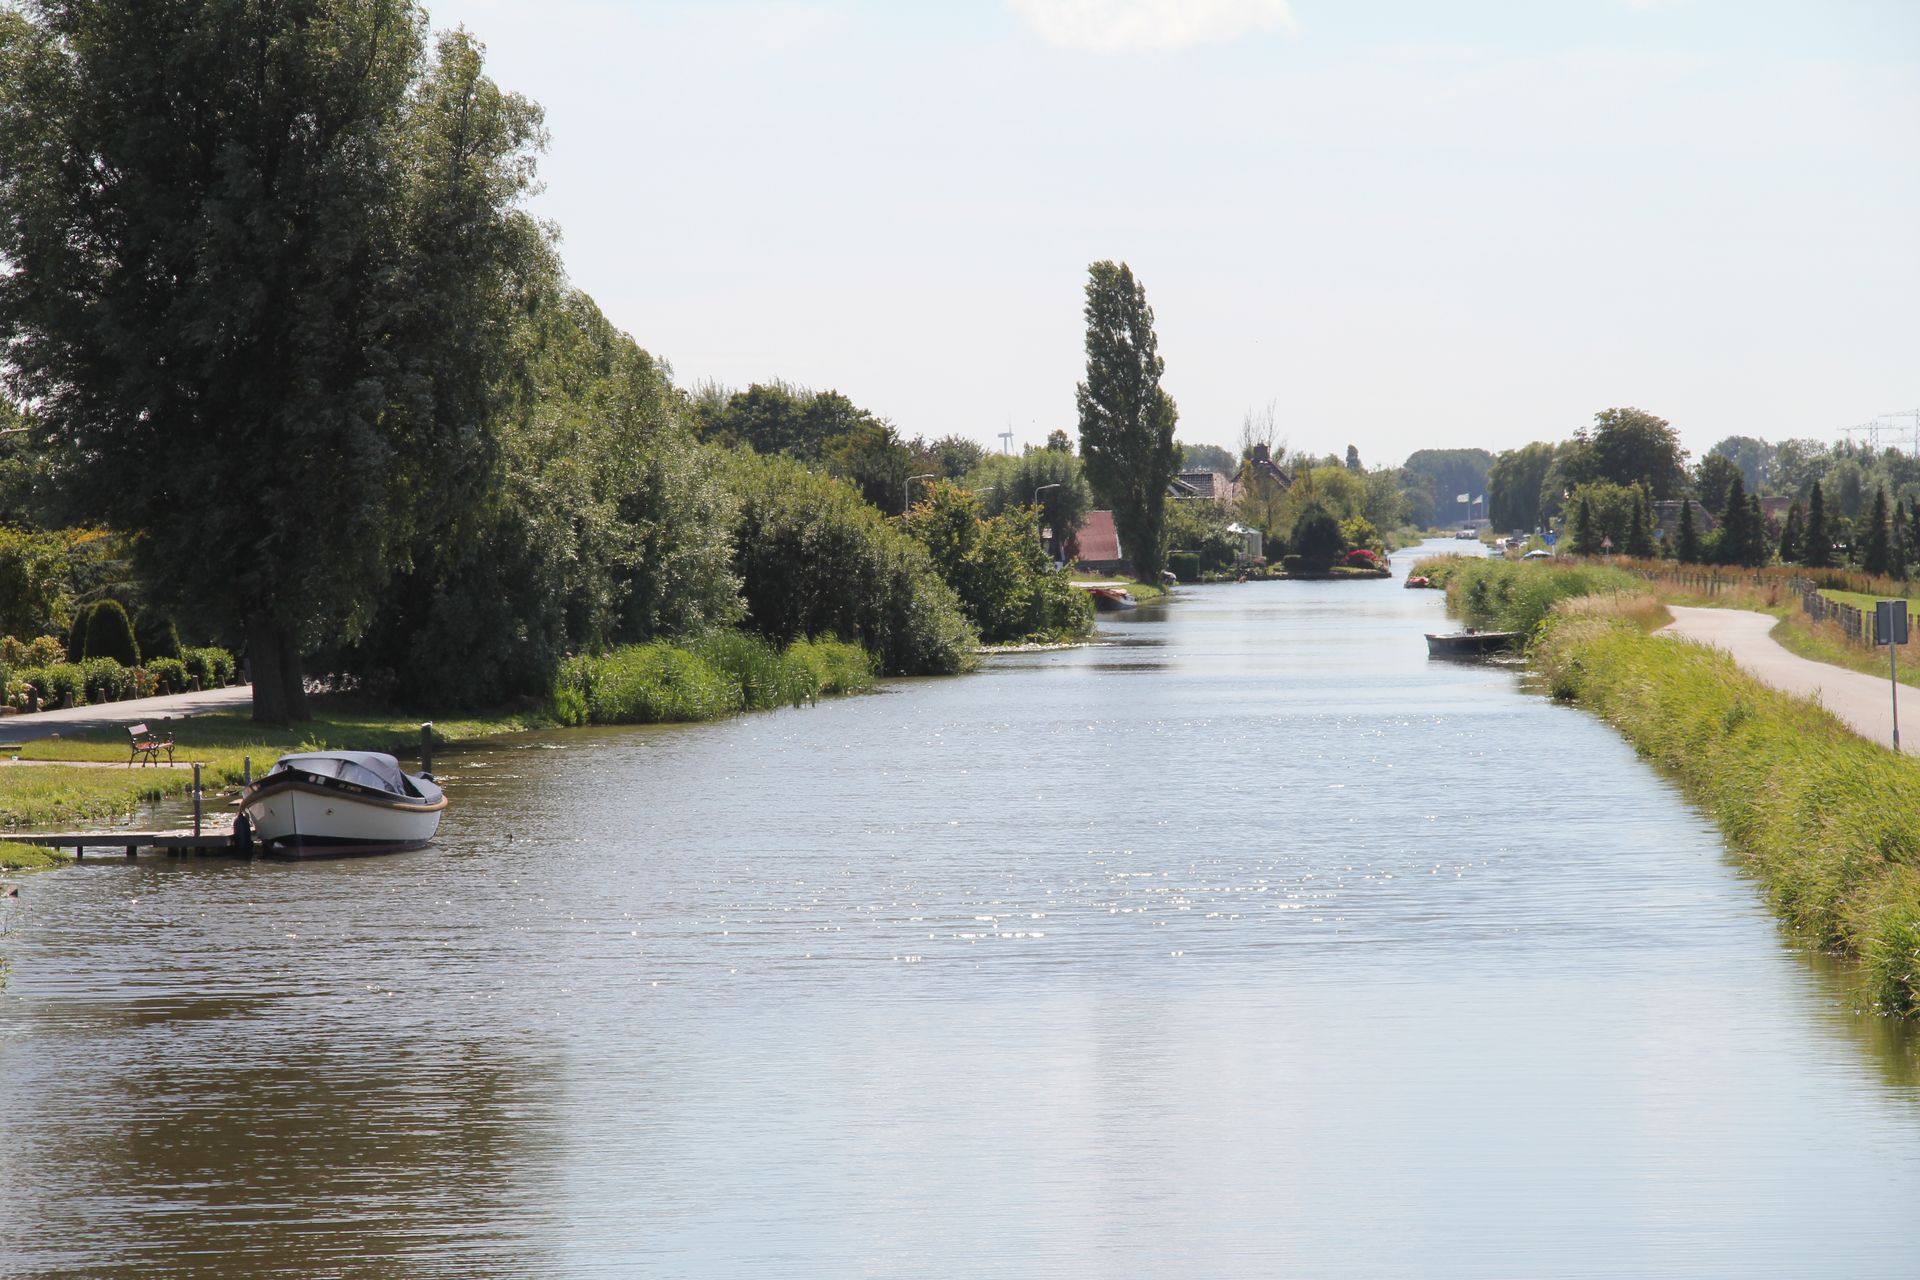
[1170,470,1237,503]
[1241,443,1292,491]
[1652,499,1719,541]
[1075,510,1129,575]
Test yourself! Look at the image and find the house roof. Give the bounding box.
[1171,470,1235,502]
[1077,509,1123,563]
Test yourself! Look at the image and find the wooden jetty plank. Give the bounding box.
[0,817,236,855]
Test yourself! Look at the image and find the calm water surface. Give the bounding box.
[4,539,1919,1277]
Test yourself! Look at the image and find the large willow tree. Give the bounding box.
[0,1,544,722]
[1075,260,1178,580]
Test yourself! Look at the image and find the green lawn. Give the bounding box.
[1820,586,1920,613]
[0,696,552,831]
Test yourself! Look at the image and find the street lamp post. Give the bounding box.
[904,472,937,514]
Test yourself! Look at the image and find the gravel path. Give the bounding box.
[1662,605,1912,754]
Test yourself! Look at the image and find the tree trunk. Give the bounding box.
[248,612,289,726]
[279,626,311,723]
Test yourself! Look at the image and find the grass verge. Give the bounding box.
[1535,608,1920,1016]
[0,842,72,870]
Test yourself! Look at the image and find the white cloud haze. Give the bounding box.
[1007,0,1293,51]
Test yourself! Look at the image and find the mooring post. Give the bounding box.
[192,762,203,838]
[421,722,433,775]
[243,755,251,787]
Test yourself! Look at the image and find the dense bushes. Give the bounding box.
[3,642,234,709]
[728,454,977,675]
[81,599,139,666]
[184,646,236,687]
[1535,608,1920,1015]
[903,482,1093,643]
[146,657,188,693]
[554,632,874,725]
[342,279,743,708]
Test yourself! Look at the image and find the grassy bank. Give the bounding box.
[555,634,874,725]
[0,700,551,831]
[1535,606,1920,1015]
[0,842,72,870]
[1425,556,1649,635]
[0,631,882,833]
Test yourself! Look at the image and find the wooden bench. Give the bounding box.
[128,723,174,767]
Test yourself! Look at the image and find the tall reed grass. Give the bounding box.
[1535,608,1920,1015]
[554,632,875,726]
[1437,558,1647,636]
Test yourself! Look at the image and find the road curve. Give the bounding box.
[1661,604,1913,755]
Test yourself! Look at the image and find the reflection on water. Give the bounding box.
[3,540,1919,1277]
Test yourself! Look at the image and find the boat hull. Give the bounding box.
[1425,630,1521,657]
[241,777,445,859]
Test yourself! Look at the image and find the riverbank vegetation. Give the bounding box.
[554,634,873,726]
[1419,556,1646,635]
[0,1,1098,734]
[1534,607,1920,1016]
[1422,557,1920,1014]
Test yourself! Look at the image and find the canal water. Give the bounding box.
[3,539,1919,1277]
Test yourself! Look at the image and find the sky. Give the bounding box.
[424,0,1919,466]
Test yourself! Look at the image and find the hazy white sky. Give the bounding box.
[426,0,1918,465]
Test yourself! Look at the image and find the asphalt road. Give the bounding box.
[1662,605,1912,754]
[0,683,254,745]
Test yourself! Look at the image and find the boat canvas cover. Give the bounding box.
[266,751,438,801]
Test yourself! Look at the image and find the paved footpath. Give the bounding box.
[0,683,254,746]
[1662,605,1913,755]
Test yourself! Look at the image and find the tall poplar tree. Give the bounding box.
[0,2,545,722]
[1076,261,1178,581]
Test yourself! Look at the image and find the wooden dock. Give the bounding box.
[0,816,237,858]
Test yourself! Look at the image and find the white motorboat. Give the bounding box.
[239,751,446,858]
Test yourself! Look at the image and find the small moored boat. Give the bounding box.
[1425,629,1521,657]
[240,751,446,858]
[1086,586,1137,612]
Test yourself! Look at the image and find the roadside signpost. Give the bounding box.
[1877,599,1908,750]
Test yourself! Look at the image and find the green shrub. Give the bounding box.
[21,661,86,707]
[136,610,181,662]
[1291,502,1343,569]
[783,636,875,697]
[1167,551,1201,583]
[81,599,139,666]
[77,656,134,703]
[727,453,977,674]
[147,656,188,693]
[553,633,878,725]
[205,647,236,685]
[688,630,810,711]
[180,647,235,688]
[903,483,1095,644]
[555,643,738,724]
[65,601,93,662]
